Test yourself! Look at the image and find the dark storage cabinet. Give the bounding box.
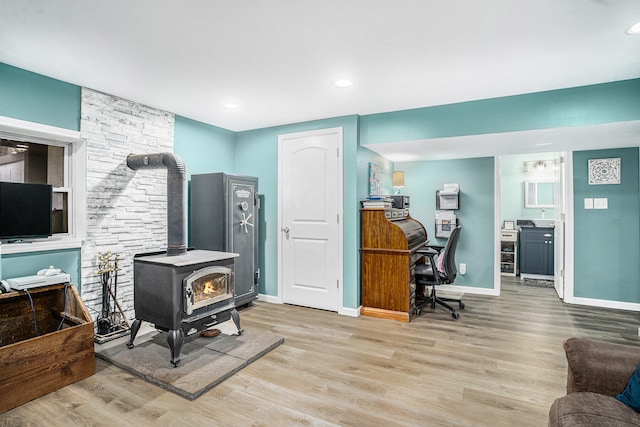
[190,173,260,307]
[519,227,554,276]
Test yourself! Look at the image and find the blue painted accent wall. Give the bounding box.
[357,147,394,200]
[360,79,640,144]
[573,148,640,303]
[1,249,82,288]
[174,115,236,178]
[0,63,82,287]
[397,157,495,289]
[3,61,640,308]
[173,115,237,256]
[235,116,360,308]
[0,63,81,131]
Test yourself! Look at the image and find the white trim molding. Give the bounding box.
[0,116,81,143]
[258,293,282,304]
[0,115,87,255]
[438,284,500,296]
[565,296,640,312]
[339,306,361,317]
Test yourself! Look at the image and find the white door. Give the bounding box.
[553,153,566,299]
[278,127,343,311]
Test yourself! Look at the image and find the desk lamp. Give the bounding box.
[392,171,405,194]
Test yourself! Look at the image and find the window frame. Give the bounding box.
[0,116,86,254]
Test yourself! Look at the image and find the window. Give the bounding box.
[1,139,70,234]
[0,116,85,253]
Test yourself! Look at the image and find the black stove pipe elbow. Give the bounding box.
[127,152,187,256]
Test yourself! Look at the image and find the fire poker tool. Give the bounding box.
[94,251,130,343]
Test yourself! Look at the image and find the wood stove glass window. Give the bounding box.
[184,266,233,315]
[194,273,228,303]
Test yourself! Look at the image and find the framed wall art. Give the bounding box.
[369,162,383,196]
[589,158,621,185]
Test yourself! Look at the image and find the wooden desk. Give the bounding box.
[360,208,427,322]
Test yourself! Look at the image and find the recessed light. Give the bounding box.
[626,21,640,35]
[221,102,240,110]
[334,79,355,88]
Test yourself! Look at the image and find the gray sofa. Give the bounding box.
[549,337,640,426]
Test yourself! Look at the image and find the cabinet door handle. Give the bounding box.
[544,234,552,237]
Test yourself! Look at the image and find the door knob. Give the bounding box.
[281,227,290,239]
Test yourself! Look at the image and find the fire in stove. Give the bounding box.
[184,265,234,315]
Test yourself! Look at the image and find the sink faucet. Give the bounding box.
[541,209,546,219]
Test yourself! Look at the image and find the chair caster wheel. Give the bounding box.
[127,343,134,349]
[452,312,460,319]
[415,307,421,315]
[459,302,465,309]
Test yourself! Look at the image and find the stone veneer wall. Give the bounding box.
[80,88,175,325]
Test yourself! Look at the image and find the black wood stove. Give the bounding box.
[125,153,242,367]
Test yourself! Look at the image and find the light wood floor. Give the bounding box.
[2,279,639,426]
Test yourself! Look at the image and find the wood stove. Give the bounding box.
[127,249,241,366]
[125,152,242,367]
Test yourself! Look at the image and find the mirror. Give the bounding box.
[524,180,555,208]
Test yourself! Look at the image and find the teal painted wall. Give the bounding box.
[573,148,640,303]
[0,63,82,286]
[1,249,82,288]
[360,79,640,144]
[397,157,495,289]
[235,116,360,308]
[357,146,394,201]
[0,63,81,131]
[174,115,236,178]
[173,115,238,266]
[3,61,640,308]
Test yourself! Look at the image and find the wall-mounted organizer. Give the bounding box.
[436,183,460,210]
[435,183,459,238]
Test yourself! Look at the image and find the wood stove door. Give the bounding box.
[227,177,259,306]
[184,265,234,315]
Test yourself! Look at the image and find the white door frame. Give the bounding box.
[562,152,576,304]
[494,152,575,298]
[277,127,344,311]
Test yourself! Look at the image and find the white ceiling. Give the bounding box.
[1,0,639,157]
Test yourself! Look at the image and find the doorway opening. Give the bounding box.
[498,152,567,300]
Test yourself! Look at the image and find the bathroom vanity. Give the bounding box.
[519,225,554,279]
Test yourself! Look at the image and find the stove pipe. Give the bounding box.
[127,152,187,256]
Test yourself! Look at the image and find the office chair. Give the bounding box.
[415,225,464,319]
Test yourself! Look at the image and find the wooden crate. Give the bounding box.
[0,284,95,413]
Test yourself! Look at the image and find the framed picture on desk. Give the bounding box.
[503,220,515,230]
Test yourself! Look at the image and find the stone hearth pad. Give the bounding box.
[95,326,284,400]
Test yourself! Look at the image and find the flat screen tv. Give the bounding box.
[0,181,53,241]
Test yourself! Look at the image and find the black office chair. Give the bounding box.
[415,225,464,319]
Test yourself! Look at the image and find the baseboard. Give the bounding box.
[564,296,640,312]
[339,306,361,317]
[257,295,360,317]
[257,293,282,304]
[438,284,499,296]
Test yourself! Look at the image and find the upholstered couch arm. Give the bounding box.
[564,337,640,397]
